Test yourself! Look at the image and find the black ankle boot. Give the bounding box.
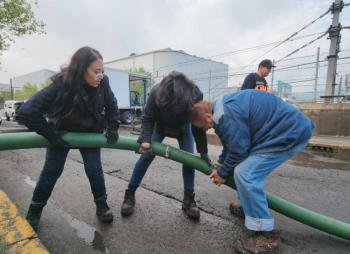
[26,204,44,231]
[182,191,200,220]
[121,189,135,217]
[96,200,113,223]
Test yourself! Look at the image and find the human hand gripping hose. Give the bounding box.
[105,124,119,144]
[0,131,349,241]
[42,129,69,148]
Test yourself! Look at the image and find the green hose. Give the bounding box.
[0,132,349,241]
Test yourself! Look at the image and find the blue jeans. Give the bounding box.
[31,147,107,206]
[128,123,195,193]
[233,141,308,231]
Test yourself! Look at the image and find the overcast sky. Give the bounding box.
[0,0,349,93]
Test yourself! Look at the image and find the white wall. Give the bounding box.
[104,68,130,109]
[153,51,228,101]
[105,54,154,72]
[105,50,229,101]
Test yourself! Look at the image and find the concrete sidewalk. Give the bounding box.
[120,124,350,151]
[308,135,350,151]
[208,130,350,152]
[0,190,49,254]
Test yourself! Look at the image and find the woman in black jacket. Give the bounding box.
[17,46,120,230]
[121,71,210,220]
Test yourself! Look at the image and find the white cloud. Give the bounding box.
[0,0,349,93]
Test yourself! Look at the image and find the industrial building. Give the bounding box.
[105,48,229,101]
[12,69,56,89]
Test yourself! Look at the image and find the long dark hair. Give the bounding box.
[49,46,103,119]
[156,71,195,114]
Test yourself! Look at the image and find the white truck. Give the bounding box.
[104,67,150,124]
[3,100,26,122]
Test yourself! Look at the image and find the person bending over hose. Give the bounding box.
[190,90,314,253]
[121,71,210,220]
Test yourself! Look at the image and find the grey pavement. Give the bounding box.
[0,125,349,253]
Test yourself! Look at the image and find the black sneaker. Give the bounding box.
[96,200,113,223]
[121,189,135,217]
[182,191,200,220]
[26,204,44,231]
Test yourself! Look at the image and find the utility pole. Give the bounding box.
[314,47,320,102]
[337,75,342,102]
[10,78,14,100]
[270,59,275,93]
[325,0,343,102]
[208,71,212,100]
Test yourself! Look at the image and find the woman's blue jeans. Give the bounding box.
[233,141,308,231]
[31,147,107,206]
[128,124,195,193]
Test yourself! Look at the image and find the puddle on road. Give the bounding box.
[24,175,111,253]
[290,150,350,170]
[61,211,111,254]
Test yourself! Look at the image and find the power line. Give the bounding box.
[190,57,350,84]
[151,31,329,73]
[274,58,330,71]
[273,64,328,73]
[229,8,331,76]
[190,48,350,78]
[155,38,349,81]
[151,43,276,73]
[184,51,330,80]
[272,61,350,74]
[252,56,349,73]
[276,30,329,63]
[276,78,316,84]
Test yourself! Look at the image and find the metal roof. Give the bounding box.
[105,48,227,66]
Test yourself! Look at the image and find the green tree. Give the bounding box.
[0,91,11,100]
[0,0,45,53]
[14,82,38,100]
[13,80,49,100]
[129,67,152,105]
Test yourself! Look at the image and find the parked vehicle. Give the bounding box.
[3,100,26,122]
[104,68,150,124]
[4,100,18,121]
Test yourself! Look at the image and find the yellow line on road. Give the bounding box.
[0,190,49,254]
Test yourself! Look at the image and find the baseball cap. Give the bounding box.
[258,59,276,69]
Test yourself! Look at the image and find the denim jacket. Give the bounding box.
[213,90,314,178]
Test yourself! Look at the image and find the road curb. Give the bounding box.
[121,124,350,151]
[0,190,49,254]
[308,138,350,151]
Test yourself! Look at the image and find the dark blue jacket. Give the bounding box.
[139,84,208,154]
[213,90,314,178]
[17,74,119,142]
[241,73,268,90]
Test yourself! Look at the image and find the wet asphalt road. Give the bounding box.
[0,121,349,253]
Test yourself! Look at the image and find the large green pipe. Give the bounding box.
[0,132,349,241]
